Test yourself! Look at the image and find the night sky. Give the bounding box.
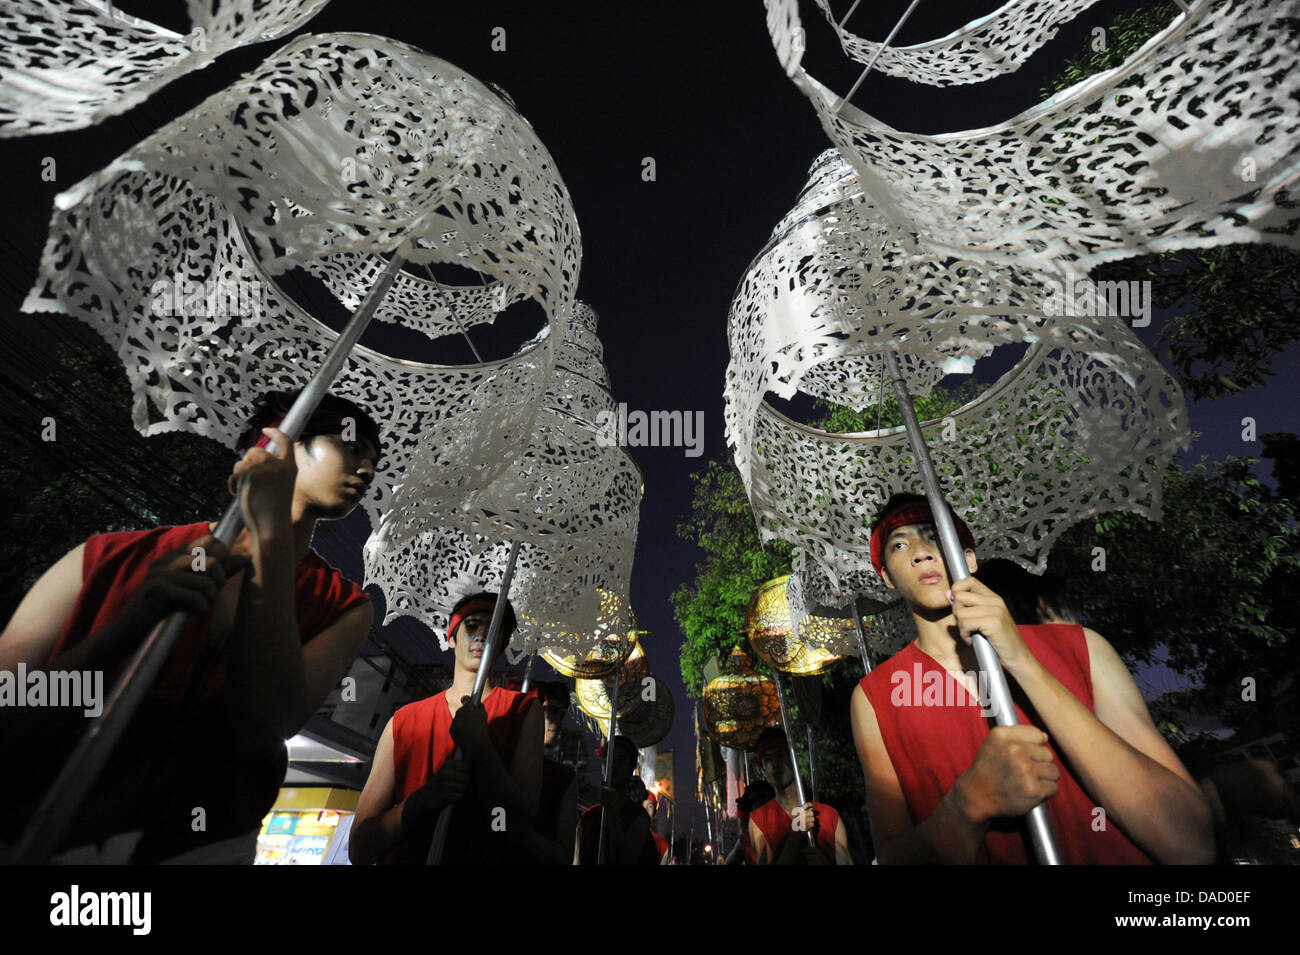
[2,0,1296,843]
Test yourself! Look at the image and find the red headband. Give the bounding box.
[447,598,497,643]
[870,500,976,578]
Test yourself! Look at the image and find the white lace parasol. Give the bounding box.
[767,0,1300,274]
[0,0,331,137]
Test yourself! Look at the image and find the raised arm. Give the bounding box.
[947,578,1213,864]
[1012,628,1213,864]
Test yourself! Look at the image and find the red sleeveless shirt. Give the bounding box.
[860,624,1152,865]
[47,522,369,701]
[387,687,534,865]
[750,798,841,863]
[17,522,367,860]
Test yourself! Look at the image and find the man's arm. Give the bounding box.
[348,717,470,865]
[749,819,771,865]
[849,685,1058,864]
[1009,628,1213,864]
[0,538,243,744]
[947,579,1214,863]
[221,428,369,738]
[0,544,88,672]
[452,697,543,833]
[349,719,402,866]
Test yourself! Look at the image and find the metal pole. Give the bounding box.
[852,597,873,674]
[834,0,923,113]
[14,253,406,865]
[520,642,537,693]
[769,669,814,845]
[807,725,817,804]
[596,675,620,865]
[427,539,521,865]
[883,351,1063,866]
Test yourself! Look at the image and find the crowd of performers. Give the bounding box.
[0,391,1295,864]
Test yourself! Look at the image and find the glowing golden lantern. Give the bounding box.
[537,598,648,679]
[701,646,779,751]
[745,575,846,675]
[574,640,650,721]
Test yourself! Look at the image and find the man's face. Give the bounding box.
[448,612,493,672]
[611,747,635,783]
[880,522,977,612]
[759,747,793,790]
[293,434,377,519]
[643,796,657,820]
[543,713,562,747]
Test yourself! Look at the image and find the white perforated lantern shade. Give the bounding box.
[744,575,847,676]
[802,0,1107,87]
[24,32,581,518]
[765,0,1300,275]
[0,0,331,137]
[22,32,605,643]
[725,148,1190,609]
[741,331,1188,607]
[368,303,642,657]
[723,149,1151,497]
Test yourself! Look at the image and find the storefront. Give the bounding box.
[254,788,359,865]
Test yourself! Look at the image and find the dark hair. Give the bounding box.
[754,726,788,753]
[626,775,649,804]
[239,390,382,464]
[537,681,571,719]
[450,591,518,638]
[611,735,639,765]
[974,559,1076,626]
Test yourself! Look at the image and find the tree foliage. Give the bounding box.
[1048,455,1299,736]
[0,337,231,624]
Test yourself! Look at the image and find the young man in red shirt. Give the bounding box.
[643,789,671,864]
[748,727,853,865]
[850,494,1214,864]
[349,592,543,865]
[0,391,379,862]
[574,735,659,865]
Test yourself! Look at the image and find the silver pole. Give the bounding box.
[596,676,620,865]
[427,539,521,865]
[769,668,814,845]
[883,351,1063,865]
[14,253,406,865]
[520,642,537,693]
[852,597,873,673]
[807,725,817,804]
[834,0,923,113]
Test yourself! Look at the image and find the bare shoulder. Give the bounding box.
[0,541,87,667]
